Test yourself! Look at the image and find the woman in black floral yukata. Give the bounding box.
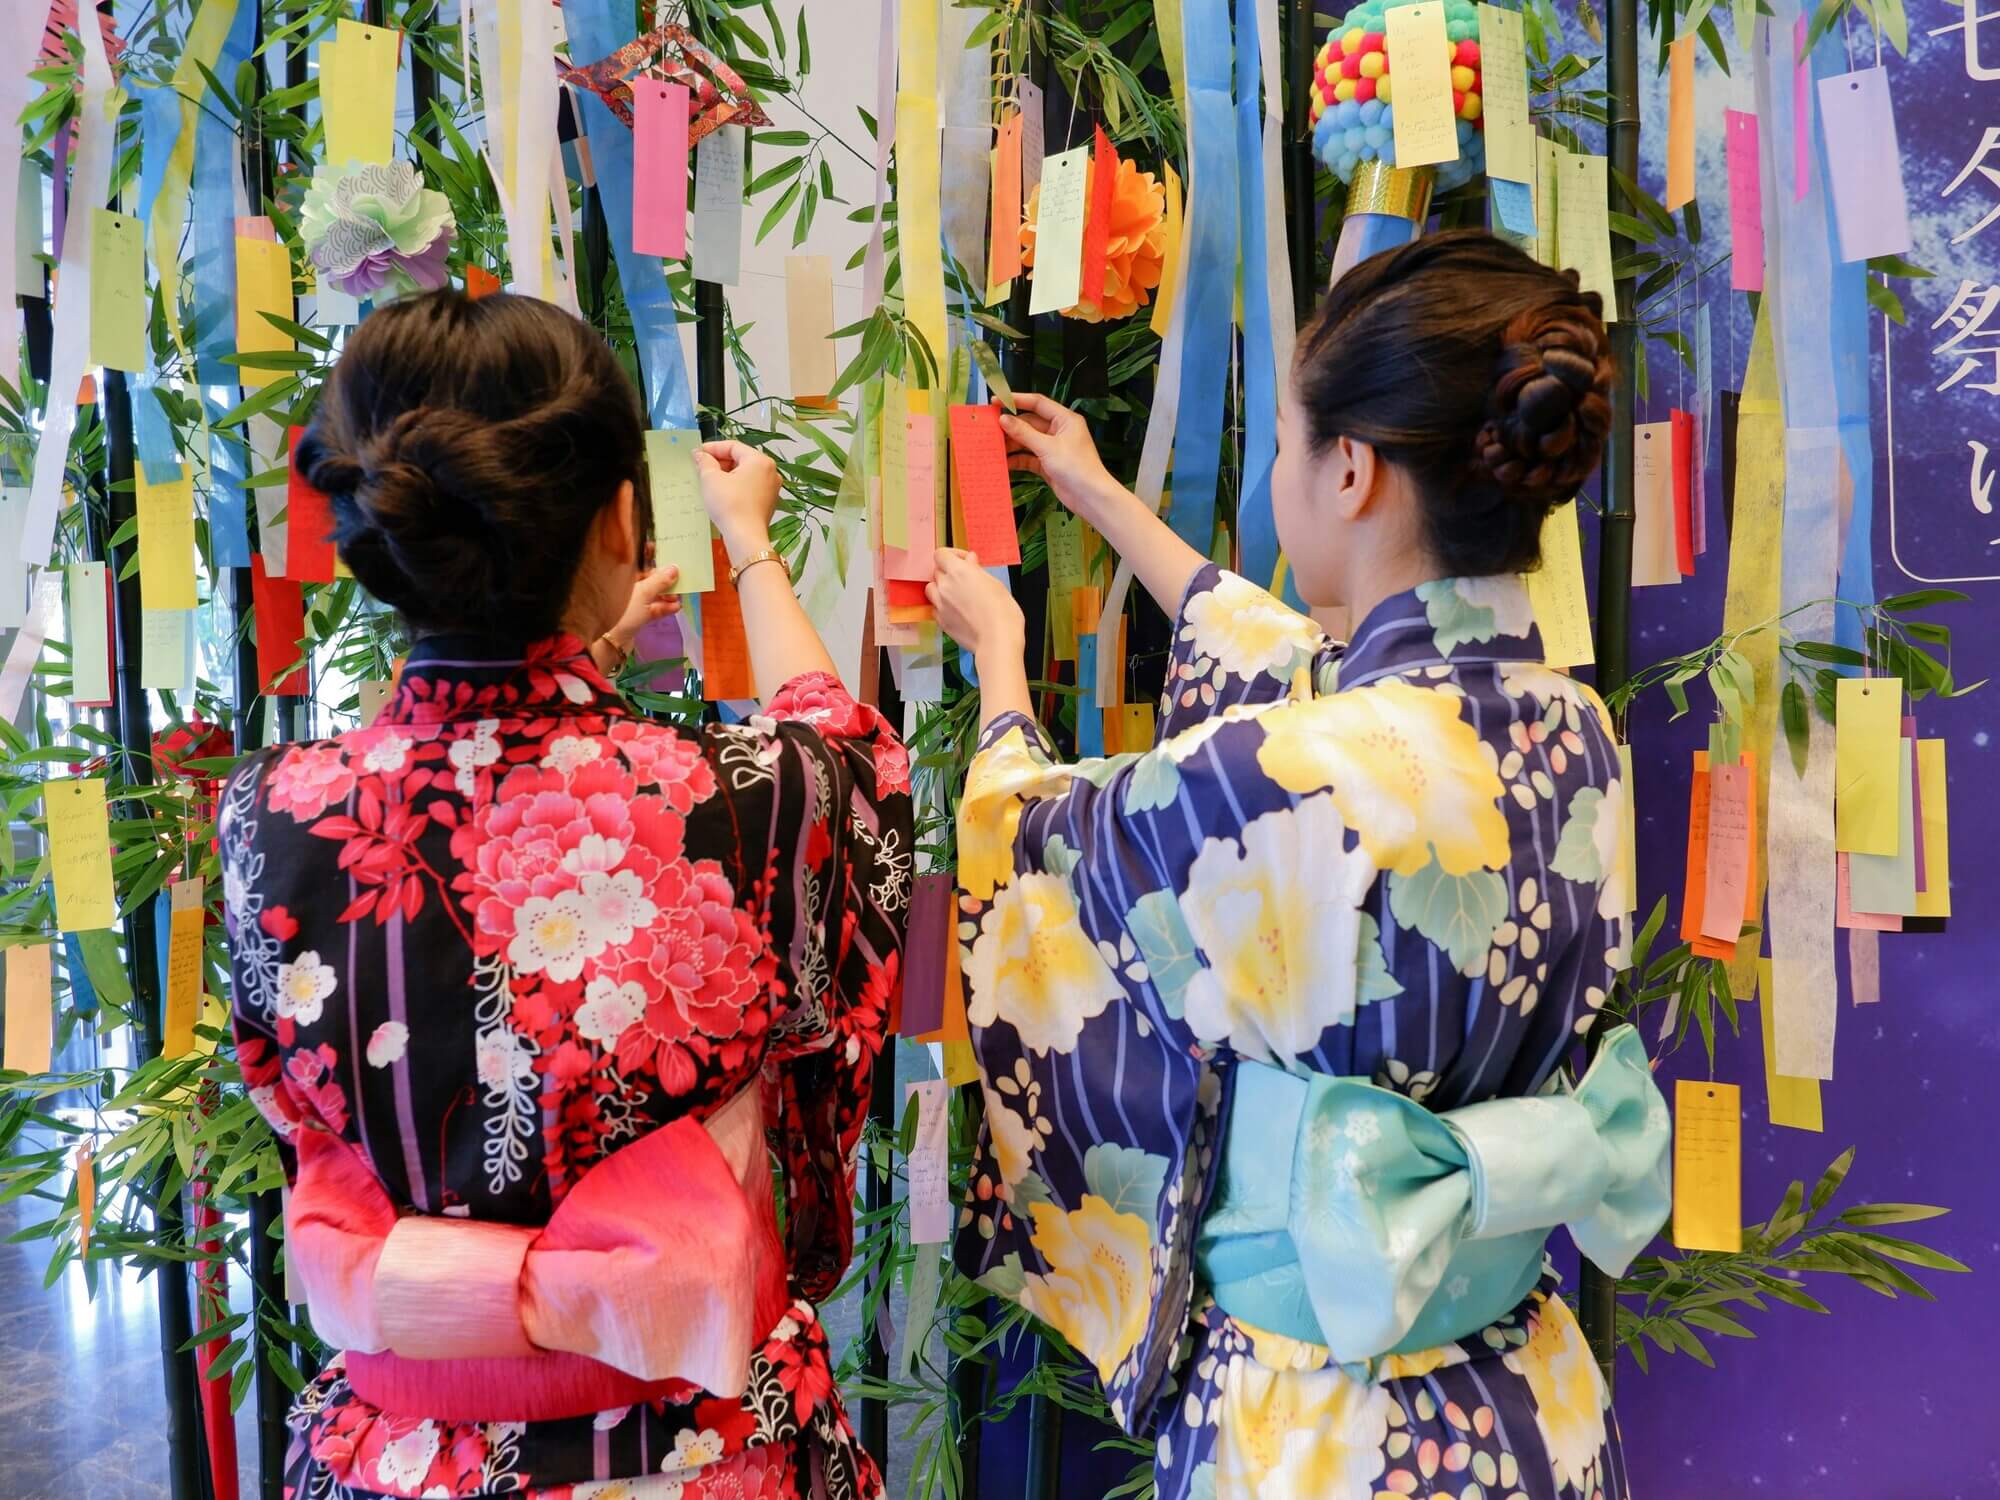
[221,290,910,1499]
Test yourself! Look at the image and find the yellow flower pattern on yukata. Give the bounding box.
[1179,569,1325,683]
[958,726,1077,900]
[1020,1194,1156,1383]
[1255,680,1510,877]
[1214,1355,1394,1497]
[966,871,1124,1055]
[954,565,1635,1500]
[1180,793,1379,1060]
[1503,1294,1609,1494]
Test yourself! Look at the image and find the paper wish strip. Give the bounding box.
[67,562,113,708]
[691,125,744,286]
[322,19,400,167]
[46,777,117,933]
[644,429,714,592]
[632,78,691,260]
[1382,2,1459,168]
[1525,502,1593,669]
[785,254,837,403]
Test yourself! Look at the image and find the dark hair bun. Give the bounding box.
[299,290,646,640]
[1296,231,1617,576]
[1474,285,1615,507]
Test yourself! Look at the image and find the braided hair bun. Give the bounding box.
[1474,286,1615,508]
[1294,231,1618,577]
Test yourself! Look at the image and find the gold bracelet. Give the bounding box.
[595,631,630,664]
[729,548,788,586]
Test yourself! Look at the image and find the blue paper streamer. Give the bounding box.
[1490,176,1536,236]
[189,0,256,564]
[1076,633,1104,757]
[135,85,185,485]
[1813,50,1874,657]
[1764,11,1873,657]
[561,0,697,429]
[188,0,251,386]
[205,384,252,568]
[1233,0,1280,598]
[62,932,98,1019]
[1168,0,1240,554]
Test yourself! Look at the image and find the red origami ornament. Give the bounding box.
[559,22,771,145]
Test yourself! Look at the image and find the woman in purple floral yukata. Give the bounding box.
[221,290,910,1500]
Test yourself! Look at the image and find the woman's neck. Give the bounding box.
[1338,553,1447,634]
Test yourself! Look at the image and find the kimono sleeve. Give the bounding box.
[1155,562,1340,740]
[954,700,1343,1437]
[729,671,914,1300]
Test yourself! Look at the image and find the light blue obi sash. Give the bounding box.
[1194,1025,1670,1366]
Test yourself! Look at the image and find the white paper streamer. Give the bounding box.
[249,413,289,576]
[1255,0,1296,378]
[938,0,989,282]
[1096,105,1198,706]
[1768,428,1843,1079]
[547,138,580,316]
[862,0,899,308]
[464,0,557,302]
[3,15,117,722]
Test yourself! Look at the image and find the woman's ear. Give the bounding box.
[1331,434,1381,521]
[595,479,640,568]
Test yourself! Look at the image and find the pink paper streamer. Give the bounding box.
[1726,111,1763,292]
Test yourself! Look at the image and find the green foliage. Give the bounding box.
[1618,1148,1965,1369]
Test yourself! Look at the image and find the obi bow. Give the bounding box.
[1196,1025,1670,1365]
[287,1087,788,1422]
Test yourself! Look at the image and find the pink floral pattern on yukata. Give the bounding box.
[223,636,910,1498]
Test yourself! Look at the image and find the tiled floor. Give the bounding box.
[0,1192,261,1498]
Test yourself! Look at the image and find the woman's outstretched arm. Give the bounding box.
[997,392,1208,618]
[697,439,839,701]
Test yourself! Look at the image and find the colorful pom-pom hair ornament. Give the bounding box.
[1311,0,1487,277]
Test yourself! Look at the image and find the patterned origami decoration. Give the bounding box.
[300,161,455,299]
[559,22,772,144]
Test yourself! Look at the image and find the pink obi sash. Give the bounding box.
[286,1089,789,1423]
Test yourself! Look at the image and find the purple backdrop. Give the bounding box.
[1614,7,1999,1495]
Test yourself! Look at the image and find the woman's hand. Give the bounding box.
[695,439,781,564]
[927,548,1025,659]
[591,559,682,674]
[998,392,1123,526]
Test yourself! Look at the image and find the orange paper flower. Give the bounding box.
[1021,156,1169,323]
